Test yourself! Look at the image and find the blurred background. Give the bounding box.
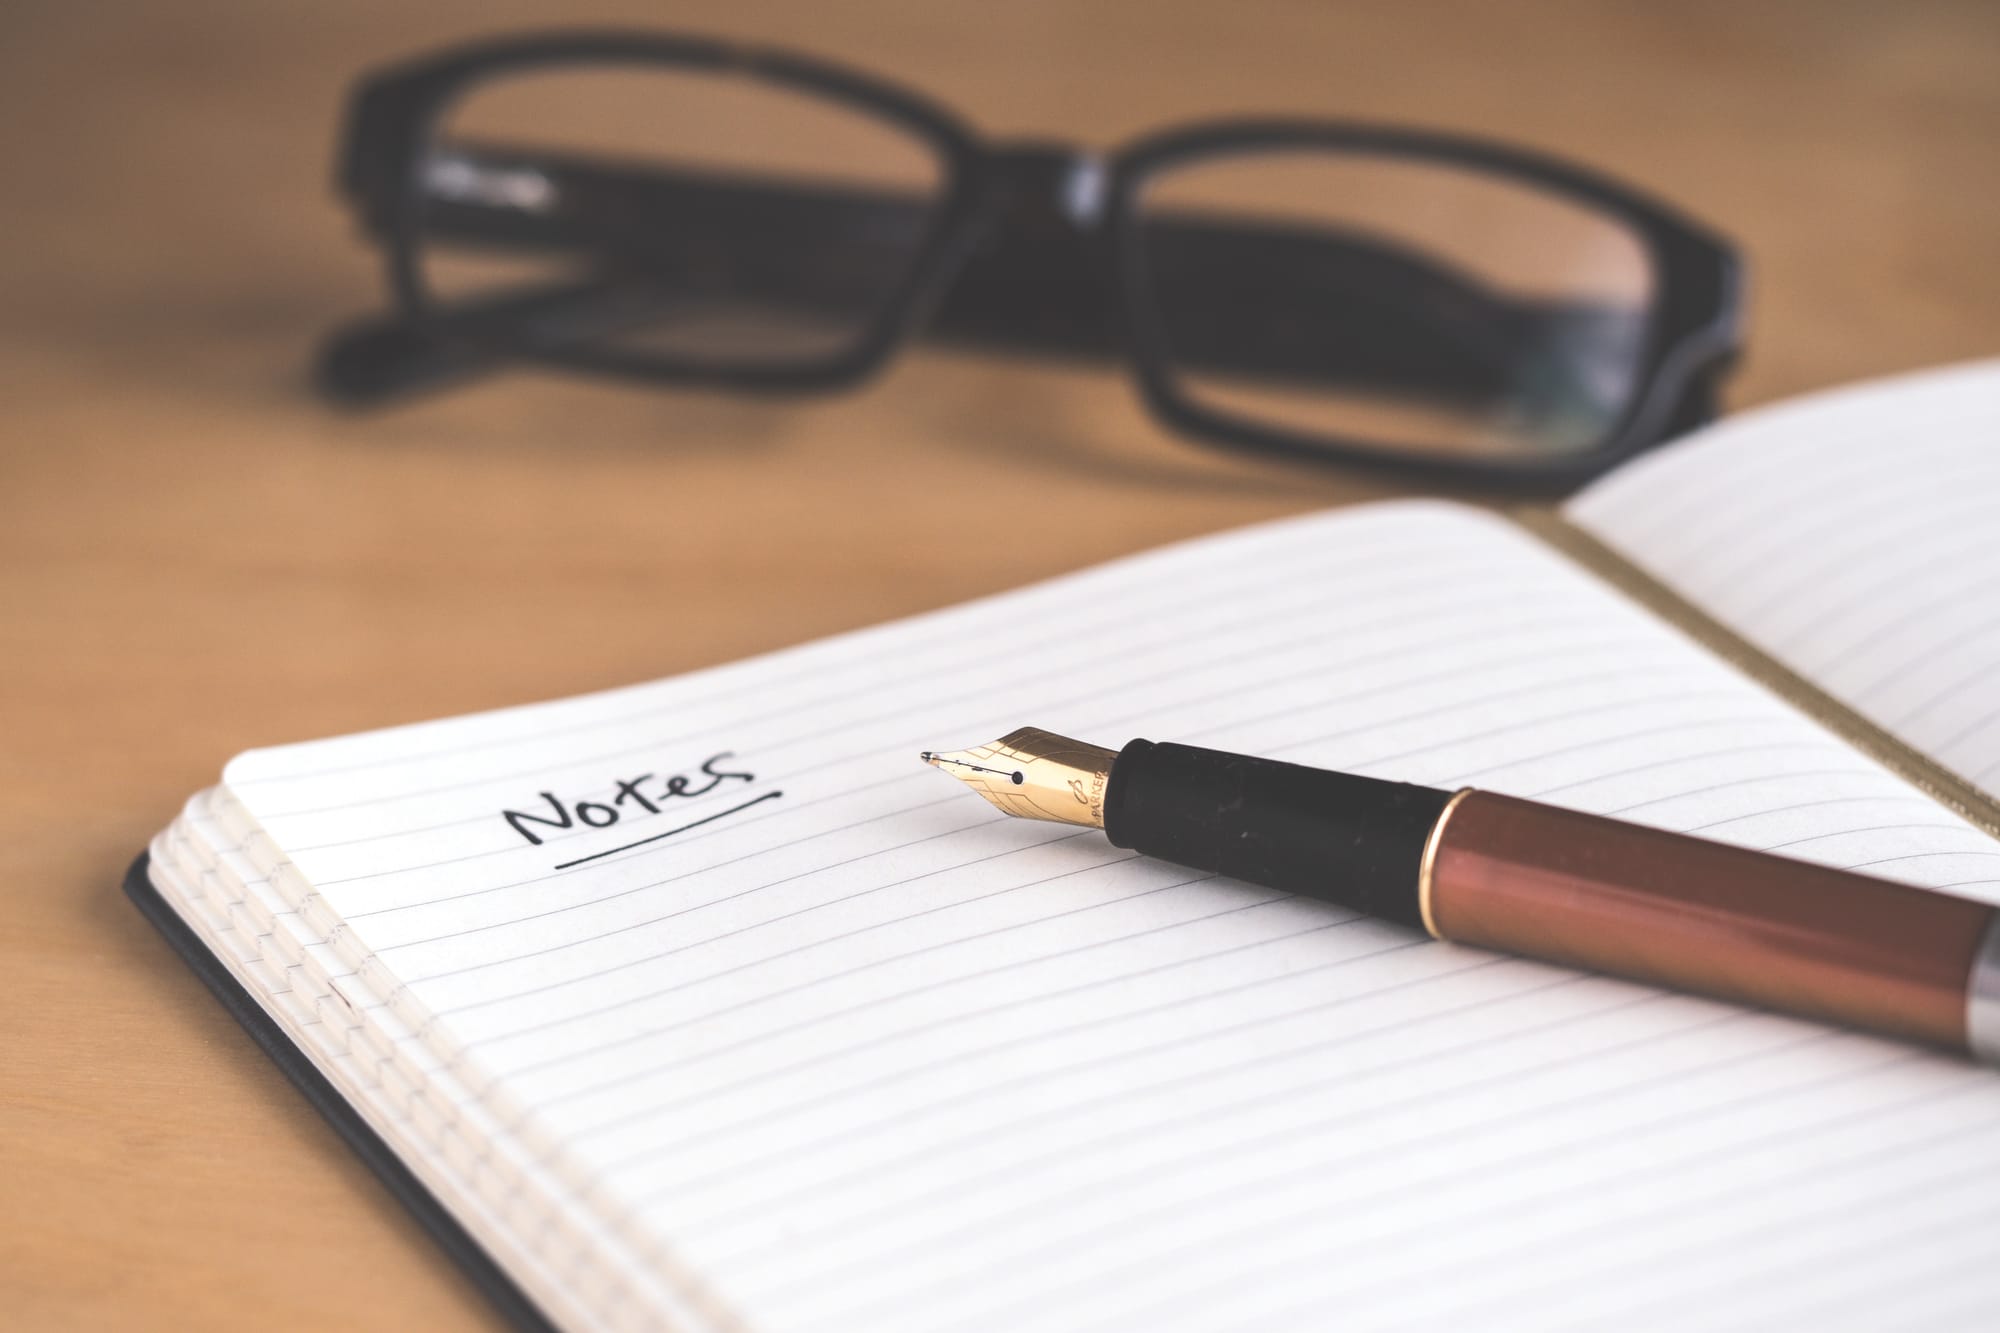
[3,2,1996,1327]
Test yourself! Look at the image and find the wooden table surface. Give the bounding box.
[4,1,1996,1326]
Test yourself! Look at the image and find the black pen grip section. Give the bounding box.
[1103,740,1452,929]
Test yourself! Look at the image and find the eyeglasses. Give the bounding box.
[323,29,1744,489]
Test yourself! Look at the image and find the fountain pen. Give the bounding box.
[922,728,2000,1066]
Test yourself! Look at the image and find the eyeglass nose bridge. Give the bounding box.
[926,141,1124,358]
[983,141,1112,235]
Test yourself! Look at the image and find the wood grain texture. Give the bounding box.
[2,1,1995,1326]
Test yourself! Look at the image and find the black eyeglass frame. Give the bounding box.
[334,29,1744,490]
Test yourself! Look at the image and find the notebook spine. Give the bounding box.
[1516,508,2000,844]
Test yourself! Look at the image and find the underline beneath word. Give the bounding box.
[552,791,786,870]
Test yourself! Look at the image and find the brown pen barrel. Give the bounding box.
[1422,790,1998,1052]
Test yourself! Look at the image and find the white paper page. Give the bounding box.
[1567,358,2000,793]
[146,791,726,1333]
[182,501,2000,1332]
[144,811,615,1333]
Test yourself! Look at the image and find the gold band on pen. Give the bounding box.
[1417,787,1475,940]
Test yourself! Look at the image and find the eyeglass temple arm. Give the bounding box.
[325,144,1633,408]
[319,275,648,403]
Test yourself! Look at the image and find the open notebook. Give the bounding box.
[136,360,2000,1331]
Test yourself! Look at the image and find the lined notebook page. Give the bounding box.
[165,501,2000,1332]
[1569,358,2000,793]
[146,794,694,1333]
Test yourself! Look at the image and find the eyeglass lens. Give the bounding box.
[1134,150,1657,461]
[415,64,947,367]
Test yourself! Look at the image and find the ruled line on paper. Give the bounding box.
[1303,1079,1981,1315]
[1885,650,2000,731]
[1936,702,2000,757]
[1604,411,1994,549]
[1749,1213,2000,1329]
[794,1023,1875,1329]
[459,857,1201,1088]
[419,831,1121,1006]
[493,875,1294,1138]
[1848,607,2000,706]
[721,995,1761,1316]
[1757,527,1999,652]
[1522,740,1830,801]
[1569,360,2000,790]
[1568,1185,2000,1333]
[550,791,787,870]
[1603,765,1884,815]
[628,945,1528,1207]
[1588,403,1996,556]
[1333,1078,1998,1324]
[365,791,972,940]
[1663,461,1999,598]
[548,915,1398,1142]
[820,1046,1985,1333]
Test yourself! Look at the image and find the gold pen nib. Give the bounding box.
[921,727,1117,828]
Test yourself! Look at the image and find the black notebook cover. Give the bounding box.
[124,851,559,1333]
